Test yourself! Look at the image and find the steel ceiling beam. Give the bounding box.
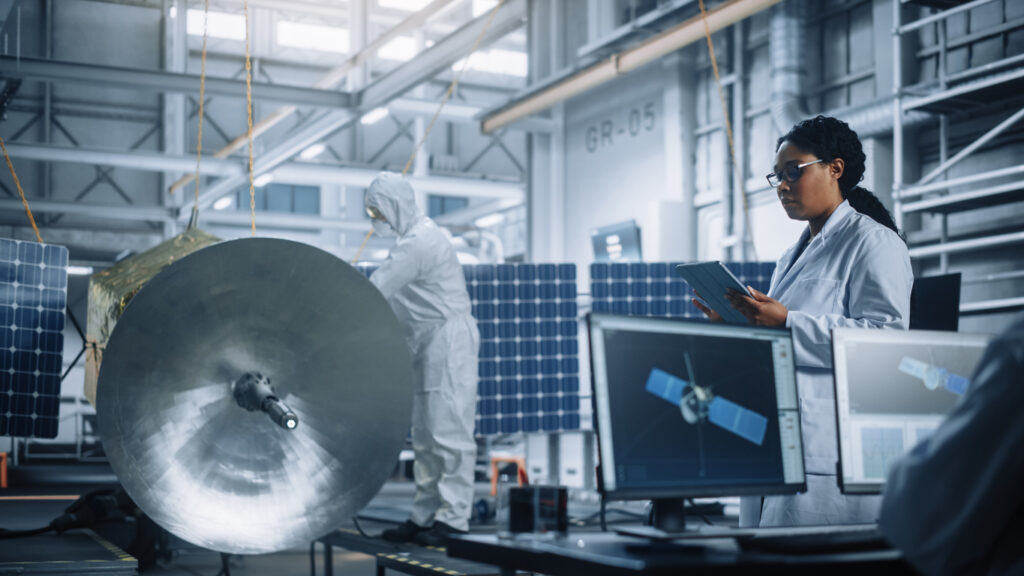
[4,142,244,175]
[189,0,526,216]
[273,164,524,199]
[0,56,352,110]
[1,142,522,198]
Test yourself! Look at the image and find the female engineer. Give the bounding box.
[695,115,913,527]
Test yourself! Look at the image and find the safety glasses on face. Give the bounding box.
[766,159,824,190]
[366,205,386,221]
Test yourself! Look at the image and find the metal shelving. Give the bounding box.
[892,0,1024,317]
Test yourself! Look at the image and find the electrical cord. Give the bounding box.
[0,489,133,540]
[0,526,56,539]
[352,516,375,539]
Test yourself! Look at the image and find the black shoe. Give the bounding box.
[413,521,468,547]
[381,520,428,543]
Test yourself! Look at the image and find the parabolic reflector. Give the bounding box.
[96,238,413,554]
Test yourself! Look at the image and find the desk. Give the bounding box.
[318,527,512,576]
[447,532,915,576]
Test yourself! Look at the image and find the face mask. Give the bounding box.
[373,219,396,237]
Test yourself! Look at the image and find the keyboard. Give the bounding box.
[737,526,891,555]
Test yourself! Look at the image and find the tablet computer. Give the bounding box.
[675,261,752,325]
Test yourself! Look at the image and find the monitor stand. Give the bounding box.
[615,499,754,541]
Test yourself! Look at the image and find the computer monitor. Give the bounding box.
[910,273,961,331]
[832,328,993,494]
[591,220,642,262]
[587,314,806,531]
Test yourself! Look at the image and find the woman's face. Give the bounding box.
[773,141,844,222]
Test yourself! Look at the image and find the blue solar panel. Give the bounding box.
[590,261,775,319]
[0,239,68,439]
[356,262,580,436]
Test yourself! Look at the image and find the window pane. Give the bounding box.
[428,196,444,218]
[187,9,246,41]
[294,186,320,214]
[278,21,349,54]
[266,184,292,213]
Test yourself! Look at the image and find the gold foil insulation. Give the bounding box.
[85,227,220,405]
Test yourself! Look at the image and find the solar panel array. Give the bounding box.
[357,263,581,436]
[590,262,776,318]
[0,239,68,439]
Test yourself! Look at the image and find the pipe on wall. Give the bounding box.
[768,0,933,137]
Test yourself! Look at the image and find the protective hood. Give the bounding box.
[365,172,424,237]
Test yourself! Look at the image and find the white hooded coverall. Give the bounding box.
[741,200,913,527]
[366,173,480,532]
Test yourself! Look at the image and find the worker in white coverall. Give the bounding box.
[366,172,480,547]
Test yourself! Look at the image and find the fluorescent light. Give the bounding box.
[453,49,528,77]
[474,213,505,228]
[213,196,234,210]
[360,107,390,125]
[187,9,246,41]
[300,143,327,160]
[606,235,620,245]
[253,173,275,187]
[277,21,350,54]
[377,35,417,61]
[67,266,94,276]
[472,0,499,17]
[378,0,432,11]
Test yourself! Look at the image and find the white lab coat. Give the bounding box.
[879,314,1024,576]
[740,200,913,527]
[367,173,480,532]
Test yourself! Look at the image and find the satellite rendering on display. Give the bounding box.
[644,352,769,476]
[897,356,968,396]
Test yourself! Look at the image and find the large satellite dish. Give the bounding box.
[96,238,413,554]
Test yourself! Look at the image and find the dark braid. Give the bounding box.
[777,115,904,240]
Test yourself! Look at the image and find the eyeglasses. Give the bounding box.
[766,159,823,190]
[366,205,385,221]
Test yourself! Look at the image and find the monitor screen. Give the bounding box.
[588,314,806,500]
[832,328,992,494]
[910,273,961,331]
[591,220,642,262]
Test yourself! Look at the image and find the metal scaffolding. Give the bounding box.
[892,0,1024,317]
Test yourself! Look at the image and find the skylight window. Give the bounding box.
[378,0,433,10]
[378,36,418,61]
[472,0,499,17]
[277,21,350,54]
[187,9,246,41]
[453,49,527,77]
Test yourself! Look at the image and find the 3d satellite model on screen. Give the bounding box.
[645,353,768,475]
[897,356,969,396]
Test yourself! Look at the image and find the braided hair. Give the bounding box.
[778,115,904,239]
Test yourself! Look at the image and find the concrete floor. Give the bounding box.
[0,480,554,575]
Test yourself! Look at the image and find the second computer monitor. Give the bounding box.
[833,327,993,494]
[588,314,806,501]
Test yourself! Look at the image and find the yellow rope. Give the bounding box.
[244,0,256,235]
[351,229,374,266]
[698,0,756,260]
[0,136,43,243]
[352,0,507,265]
[189,0,210,218]
[402,0,507,176]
